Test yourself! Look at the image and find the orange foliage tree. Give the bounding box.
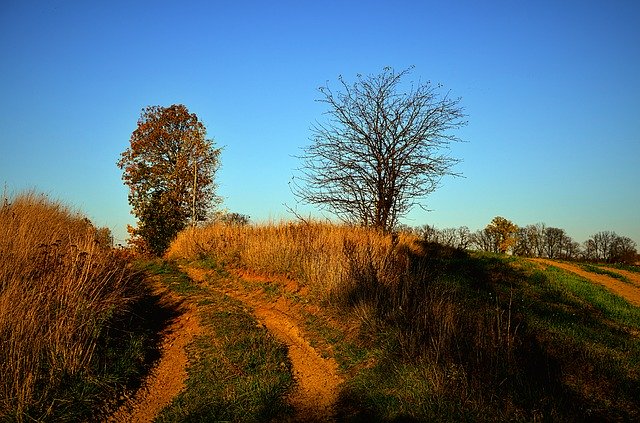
[117,104,221,255]
[485,216,518,254]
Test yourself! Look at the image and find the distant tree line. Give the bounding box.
[404,216,638,264]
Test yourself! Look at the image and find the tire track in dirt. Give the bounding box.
[531,258,640,307]
[600,267,640,288]
[184,267,343,422]
[107,281,201,423]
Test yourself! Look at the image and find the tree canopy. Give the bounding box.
[484,216,519,254]
[293,67,466,233]
[117,104,221,255]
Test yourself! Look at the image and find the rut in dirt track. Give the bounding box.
[184,267,343,423]
[107,282,202,423]
[183,268,342,422]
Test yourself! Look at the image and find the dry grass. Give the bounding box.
[0,192,140,419]
[167,222,536,418]
[171,221,640,420]
[167,221,415,298]
[168,221,518,364]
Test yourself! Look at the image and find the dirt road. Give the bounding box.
[107,281,202,423]
[531,259,640,307]
[105,266,342,422]
[184,267,343,422]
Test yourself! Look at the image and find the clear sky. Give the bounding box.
[1,0,638,247]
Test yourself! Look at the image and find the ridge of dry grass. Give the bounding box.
[167,221,415,300]
[0,193,142,420]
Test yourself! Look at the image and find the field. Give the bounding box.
[3,210,640,421]
[164,222,640,421]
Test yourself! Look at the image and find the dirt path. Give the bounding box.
[600,267,640,288]
[107,281,202,423]
[531,259,640,307]
[184,267,343,422]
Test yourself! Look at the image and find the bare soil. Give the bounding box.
[184,266,343,422]
[601,266,640,287]
[107,280,202,423]
[105,266,343,422]
[531,259,640,307]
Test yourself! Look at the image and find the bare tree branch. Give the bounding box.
[292,67,466,232]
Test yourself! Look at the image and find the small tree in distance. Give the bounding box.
[293,67,466,233]
[117,104,221,255]
[485,216,518,254]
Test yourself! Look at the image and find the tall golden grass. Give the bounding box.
[167,221,416,298]
[0,193,140,418]
[168,220,521,402]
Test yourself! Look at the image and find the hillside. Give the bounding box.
[112,222,640,421]
[4,215,640,421]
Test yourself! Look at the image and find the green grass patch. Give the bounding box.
[307,246,640,421]
[337,359,484,422]
[302,311,372,371]
[504,260,640,420]
[16,321,159,423]
[259,282,281,299]
[134,259,206,296]
[579,263,632,283]
[540,265,640,328]
[600,263,640,274]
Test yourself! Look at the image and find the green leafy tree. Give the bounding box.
[117,104,221,255]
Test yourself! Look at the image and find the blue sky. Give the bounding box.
[1,0,638,247]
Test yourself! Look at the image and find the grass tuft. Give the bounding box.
[579,263,632,283]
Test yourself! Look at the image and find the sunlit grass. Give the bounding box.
[0,192,146,420]
[169,221,640,421]
[538,264,640,327]
[599,263,640,274]
[579,263,632,283]
[167,220,415,299]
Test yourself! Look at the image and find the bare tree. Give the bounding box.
[585,231,637,263]
[419,224,441,243]
[530,223,547,257]
[513,226,535,257]
[471,228,499,253]
[543,227,566,259]
[455,226,472,250]
[559,236,581,260]
[293,67,466,233]
[419,225,471,250]
[589,231,617,261]
[610,235,637,264]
